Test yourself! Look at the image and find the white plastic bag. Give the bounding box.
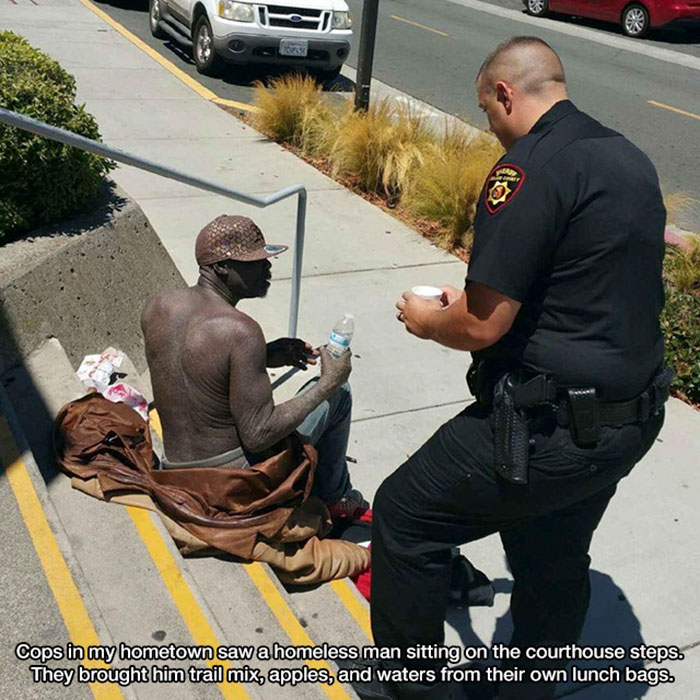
[77,348,148,420]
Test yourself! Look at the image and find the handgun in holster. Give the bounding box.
[492,373,531,485]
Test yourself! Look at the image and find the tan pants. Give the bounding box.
[72,478,370,585]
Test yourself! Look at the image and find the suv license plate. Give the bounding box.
[279,39,308,57]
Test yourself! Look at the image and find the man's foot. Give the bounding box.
[328,488,372,523]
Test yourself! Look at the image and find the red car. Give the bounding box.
[523,0,700,38]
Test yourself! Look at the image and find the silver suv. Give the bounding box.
[149,0,353,79]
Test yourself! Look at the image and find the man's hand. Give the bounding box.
[266,338,319,370]
[396,291,443,339]
[318,346,352,391]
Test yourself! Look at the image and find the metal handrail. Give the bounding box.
[0,107,306,338]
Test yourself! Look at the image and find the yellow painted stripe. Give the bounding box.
[148,408,163,443]
[77,0,257,113]
[125,508,250,700]
[0,418,123,700]
[648,100,700,122]
[148,410,351,699]
[329,580,372,641]
[212,97,261,114]
[391,14,449,37]
[243,562,352,700]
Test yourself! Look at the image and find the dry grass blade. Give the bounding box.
[251,73,328,148]
[328,100,434,197]
[403,129,503,250]
[666,236,700,295]
[664,191,699,229]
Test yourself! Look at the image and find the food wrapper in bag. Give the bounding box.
[103,383,149,421]
[77,348,124,392]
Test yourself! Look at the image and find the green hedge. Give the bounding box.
[0,31,114,241]
[662,245,700,405]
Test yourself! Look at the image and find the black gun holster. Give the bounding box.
[492,373,531,485]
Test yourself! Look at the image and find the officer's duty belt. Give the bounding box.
[509,366,674,445]
[469,363,674,462]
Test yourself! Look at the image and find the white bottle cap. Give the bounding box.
[344,313,354,320]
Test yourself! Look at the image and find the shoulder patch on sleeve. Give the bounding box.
[484,163,525,214]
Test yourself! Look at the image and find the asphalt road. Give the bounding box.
[93,0,700,228]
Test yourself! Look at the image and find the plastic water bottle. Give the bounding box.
[328,313,354,357]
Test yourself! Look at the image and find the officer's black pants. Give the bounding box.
[370,402,664,700]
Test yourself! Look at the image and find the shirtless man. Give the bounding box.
[141,214,368,518]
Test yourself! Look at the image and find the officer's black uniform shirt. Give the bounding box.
[467,100,665,401]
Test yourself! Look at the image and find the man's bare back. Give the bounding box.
[141,215,351,465]
[142,286,249,461]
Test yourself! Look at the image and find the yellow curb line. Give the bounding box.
[0,417,123,700]
[648,100,700,122]
[125,507,250,700]
[148,409,354,699]
[212,97,262,114]
[391,14,449,37]
[330,580,372,641]
[243,562,353,700]
[77,0,258,113]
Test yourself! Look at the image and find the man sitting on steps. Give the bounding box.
[141,214,370,522]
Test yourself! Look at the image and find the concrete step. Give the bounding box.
[2,337,364,700]
[0,389,100,700]
[1,339,249,699]
[138,368,367,700]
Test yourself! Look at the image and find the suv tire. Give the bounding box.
[193,15,223,76]
[149,0,167,38]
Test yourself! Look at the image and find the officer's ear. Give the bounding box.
[495,81,513,114]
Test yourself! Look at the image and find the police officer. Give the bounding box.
[364,37,671,700]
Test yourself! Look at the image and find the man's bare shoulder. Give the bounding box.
[141,288,190,326]
[199,305,263,346]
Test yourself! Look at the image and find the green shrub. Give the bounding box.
[662,243,700,404]
[0,31,114,241]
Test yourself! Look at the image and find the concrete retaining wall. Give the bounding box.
[0,184,185,375]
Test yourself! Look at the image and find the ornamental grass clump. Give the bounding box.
[0,31,114,241]
[662,238,700,404]
[251,72,333,151]
[402,125,503,251]
[328,100,434,198]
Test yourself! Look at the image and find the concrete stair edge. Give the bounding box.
[0,380,140,700]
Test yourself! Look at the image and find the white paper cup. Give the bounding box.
[411,285,443,301]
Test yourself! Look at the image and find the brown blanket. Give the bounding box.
[54,393,370,583]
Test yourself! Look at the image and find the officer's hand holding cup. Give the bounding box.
[396,286,446,338]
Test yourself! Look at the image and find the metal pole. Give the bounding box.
[354,0,380,111]
[288,189,307,339]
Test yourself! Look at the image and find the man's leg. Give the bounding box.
[295,377,354,504]
[370,404,502,700]
[497,483,617,700]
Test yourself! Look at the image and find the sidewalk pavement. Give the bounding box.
[2,0,699,696]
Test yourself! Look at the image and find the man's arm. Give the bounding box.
[228,319,350,453]
[398,282,521,351]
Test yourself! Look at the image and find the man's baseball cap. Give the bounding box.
[195,215,288,266]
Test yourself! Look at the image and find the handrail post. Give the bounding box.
[289,190,306,339]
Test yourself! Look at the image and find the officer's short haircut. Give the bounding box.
[477,36,566,95]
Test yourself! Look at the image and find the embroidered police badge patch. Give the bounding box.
[484,164,525,214]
